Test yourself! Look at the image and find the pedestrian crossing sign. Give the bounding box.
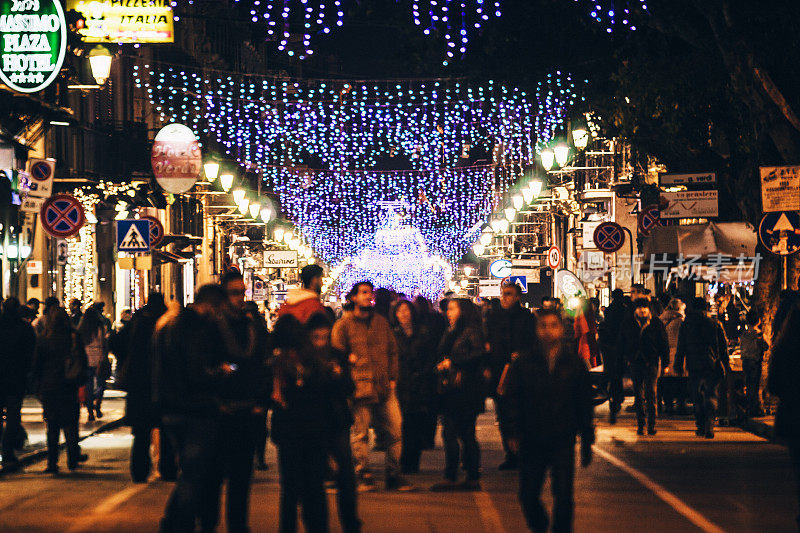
[116,219,151,252]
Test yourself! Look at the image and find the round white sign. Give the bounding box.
[489,258,512,278]
[547,245,561,269]
[151,123,202,194]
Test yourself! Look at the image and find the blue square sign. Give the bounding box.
[508,275,528,293]
[116,219,151,252]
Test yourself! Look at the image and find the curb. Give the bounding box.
[3,416,127,473]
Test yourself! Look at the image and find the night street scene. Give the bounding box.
[1,1,800,532]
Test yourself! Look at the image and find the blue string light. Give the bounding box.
[574,0,647,32]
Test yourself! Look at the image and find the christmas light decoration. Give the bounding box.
[535,71,586,150]
[414,0,503,61]
[576,0,648,32]
[333,206,453,299]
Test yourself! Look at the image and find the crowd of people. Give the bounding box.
[3,271,800,532]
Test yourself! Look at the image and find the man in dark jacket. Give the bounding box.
[485,282,537,470]
[618,299,669,435]
[155,284,228,532]
[0,297,36,471]
[505,309,594,533]
[675,297,729,439]
[122,292,174,483]
[597,289,627,423]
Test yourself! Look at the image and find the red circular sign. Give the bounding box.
[30,161,52,181]
[151,123,201,194]
[140,215,165,247]
[638,204,664,236]
[40,194,85,238]
[547,245,561,269]
[593,222,626,253]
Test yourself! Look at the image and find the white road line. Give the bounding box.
[65,483,149,533]
[473,489,509,533]
[593,445,726,533]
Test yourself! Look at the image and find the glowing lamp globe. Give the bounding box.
[219,173,234,192]
[203,161,220,182]
[232,188,246,204]
[540,148,555,171]
[554,143,570,167]
[513,195,523,210]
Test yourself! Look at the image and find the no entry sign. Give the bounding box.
[593,221,625,253]
[140,215,165,248]
[40,194,85,238]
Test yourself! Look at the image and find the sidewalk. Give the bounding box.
[3,390,127,468]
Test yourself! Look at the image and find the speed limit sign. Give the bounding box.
[547,245,561,269]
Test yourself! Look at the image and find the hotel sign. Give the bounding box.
[67,0,174,43]
[0,0,66,93]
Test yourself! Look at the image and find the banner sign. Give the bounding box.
[760,166,800,213]
[478,278,501,298]
[659,190,719,219]
[67,0,174,43]
[263,250,298,268]
[0,0,67,93]
[151,123,202,194]
[659,172,716,187]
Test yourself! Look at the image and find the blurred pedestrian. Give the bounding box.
[505,308,594,533]
[485,282,537,470]
[277,264,326,324]
[155,284,227,532]
[598,289,628,423]
[68,298,83,329]
[272,315,350,533]
[25,297,40,319]
[618,299,668,436]
[675,297,729,439]
[0,297,36,472]
[768,304,800,530]
[306,312,360,533]
[33,296,60,336]
[573,298,600,368]
[659,298,686,415]
[121,293,174,483]
[331,281,411,492]
[391,299,437,474]
[32,307,89,473]
[78,306,110,421]
[740,309,767,417]
[431,298,485,492]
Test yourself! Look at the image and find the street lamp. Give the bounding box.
[88,45,113,85]
[498,219,510,233]
[232,188,246,204]
[274,227,285,242]
[490,219,504,233]
[219,173,234,192]
[572,126,589,150]
[472,243,485,256]
[464,265,473,277]
[479,230,492,246]
[203,160,220,183]
[504,207,516,222]
[237,197,250,215]
[512,195,523,210]
[529,179,543,198]
[248,202,260,219]
[540,147,555,171]
[554,143,570,167]
[260,206,274,222]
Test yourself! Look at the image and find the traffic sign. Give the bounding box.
[40,194,85,238]
[140,215,165,248]
[758,211,800,256]
[547,245,561,269]
[508,275,529,293]
[116,219,151,252]
[638,204,664,236]
[593,222,625,253]
[27,159,54,198]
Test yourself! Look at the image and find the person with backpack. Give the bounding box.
[32,307,89,473]
[675,297,729,439]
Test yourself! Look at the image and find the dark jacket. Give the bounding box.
[769,307,800,441]
[217,310,271,412]
[0,312,36,397]
[152,308,227,418]
[618,318,669,369]
[121,303,166,427]
[504,343,594,447]
[33,331,87,396]
[437,324,486,414]
[675,311,729,377]
[270,355,345,444]
[393,324,437,414]
[484,304,537,392]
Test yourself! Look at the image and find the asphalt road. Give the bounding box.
[0,403,795,533]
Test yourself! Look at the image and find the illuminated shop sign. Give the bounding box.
[67,0,174,43]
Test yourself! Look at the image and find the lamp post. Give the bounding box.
[203,160,220,183]
[88,45,113,85]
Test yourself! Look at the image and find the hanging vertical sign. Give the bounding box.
[0,0,67,93]
[151,123,202,194]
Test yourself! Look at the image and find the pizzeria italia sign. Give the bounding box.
[0,0,66,93]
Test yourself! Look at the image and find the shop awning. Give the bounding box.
[643,222,757,259]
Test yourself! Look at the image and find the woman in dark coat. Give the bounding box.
[391,300,437,474]
[769,304,800,529]
[431,298,486,491]
[32,307,88,473]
